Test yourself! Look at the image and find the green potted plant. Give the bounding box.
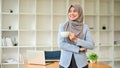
[87,52,98,63]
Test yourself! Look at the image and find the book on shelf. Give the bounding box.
[2,37,13,47]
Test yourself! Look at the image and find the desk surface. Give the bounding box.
[24,61,59,68]
[89,62,111,68]
[24,60,111,68]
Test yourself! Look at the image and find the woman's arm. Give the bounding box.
[76,25,95,50]
[58,24,80,53]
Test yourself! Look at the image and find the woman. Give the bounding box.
[58,3,94,68]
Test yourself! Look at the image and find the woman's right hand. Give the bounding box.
[69,32,78,43]
[79,48,87,52]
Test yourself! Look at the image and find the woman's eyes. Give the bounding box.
[69,10,77,13]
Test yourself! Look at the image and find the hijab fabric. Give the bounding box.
[64,4,84,39]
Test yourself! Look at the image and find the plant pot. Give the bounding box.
[90,60,97,63]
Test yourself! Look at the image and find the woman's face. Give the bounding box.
[68,7,79,21]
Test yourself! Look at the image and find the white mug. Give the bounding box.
[60,31,69,37]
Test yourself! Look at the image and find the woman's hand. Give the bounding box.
[79,48,87,52]
[69,32,78,43]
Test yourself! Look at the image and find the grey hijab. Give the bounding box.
[64,4,84,39]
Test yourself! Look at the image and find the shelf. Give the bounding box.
[19,31,35,46]
[2,12,18,15]
[85,16,98,30]
[115,0,120,1]
[99,58,113,61]
[53,15,67,31]
[99,30,113,32]
[2,29,18,31]
[114,47,120,60]
[2,63,18,65]
[1,46,18,48]
[114,44,120,47]
[2,14,18,30]
[100,0,113,15]
[53,0,67,14]
[1,64,18,68]
[19,44,36,47]
[114,0,120,15]
[36,45,52,48]
[99,46,113,60]
[87,46,99,56]
[19,64,24,68]
[114,31,120,45]
[2,31,18,47]
[114,16,120,30]
[36,47,52,51]
[53,31,58,46]
[19,47,35,63]
[84,0,98,15]
[2,0,19,13]
[36,31,52,47]
[90,31,99,45]
[19,12,35,15]
[19,0,35,13]
[52,47,61,51]
[99,44,113,47]
[114,61,120,68]
[99,31,113,44]
[114,58,120,61]
[36,0,51,15]
[36,15,52,31]
[69,0,83,6]
[100,61,113,67]
[19,14,36,30]
[99,16,113,30]
[2,48,18,64]
[19,29,35,32]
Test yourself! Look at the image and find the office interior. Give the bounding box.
[0,0,120,68]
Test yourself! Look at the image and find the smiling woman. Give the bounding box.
[58,3,94,68]
[68,7,79,21]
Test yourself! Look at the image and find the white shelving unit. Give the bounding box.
[0,0,120,68]
[0,0,1,68]
[114,0,120,68]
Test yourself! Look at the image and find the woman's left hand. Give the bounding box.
[79,48,87,52]
[69,32,78,43]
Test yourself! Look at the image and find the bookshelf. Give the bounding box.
[0,0,120,68]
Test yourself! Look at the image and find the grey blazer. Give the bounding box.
[58,23,94,68]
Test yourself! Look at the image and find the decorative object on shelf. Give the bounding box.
[87,52,98,63]
[114,41,117,44]
[6,37,13,46]
[89,27,94,30]
[8,26,11,30]
[19,54,24,63]
[11,37,18,46]
[102,25,106,30]
[2,37,7,46]
[4,58,17,63]
[114,40,120,45]
[9,9,13,13]
[13,43,18,46]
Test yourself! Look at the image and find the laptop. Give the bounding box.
[45,50,60,61]
[26,50,60,65]
[27,50,47,65]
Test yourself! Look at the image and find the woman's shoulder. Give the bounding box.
[58,23,66,31]
[83,23,89,29]
[59,23,65,26]
[59,23,66,28]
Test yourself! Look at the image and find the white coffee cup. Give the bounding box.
[60,31,69,37]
